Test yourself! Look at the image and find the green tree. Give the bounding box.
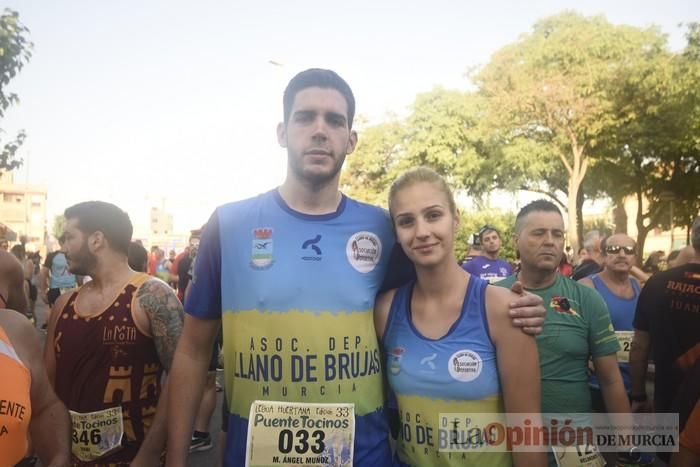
[474,12,668,251]
[0,8,32,174]
[52,215,66,240]
[341,117,404,207]
[587,22,700,257]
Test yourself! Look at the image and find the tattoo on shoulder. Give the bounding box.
[137,280,184,370]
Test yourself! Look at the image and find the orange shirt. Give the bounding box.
[0,324,32,466]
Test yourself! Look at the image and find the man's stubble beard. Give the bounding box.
[68,242,97,276]
[288,149,348,190]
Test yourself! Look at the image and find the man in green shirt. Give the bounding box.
[499,200,631,465]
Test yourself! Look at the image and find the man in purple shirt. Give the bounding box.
[462,225,513,282]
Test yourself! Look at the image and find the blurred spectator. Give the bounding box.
[642,250,665,274]
[572,230,604,280]
[128,241,149,272]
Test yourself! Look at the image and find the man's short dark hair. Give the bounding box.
[478,225,500,241]
[514,199,563,234]
[283,68,355,129]
[64,201,132,255]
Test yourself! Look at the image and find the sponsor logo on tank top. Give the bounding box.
[420,353,437,372]
[448,350,482,382]
[103,325,137,345]
[346,231,381,273]
[251,228,274,270]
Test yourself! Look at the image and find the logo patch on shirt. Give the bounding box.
[420,353,437,372]
[550,295,579,317]
[301,234,323,261]
[389,347,405,375]
[448,349,482,382]
[346,231,382,273]
[250,228,274,270]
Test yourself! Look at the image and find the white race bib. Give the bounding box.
[615,331,634,363]
[69,406,124,461]
[552,444,605,467]
[245,400,354,467]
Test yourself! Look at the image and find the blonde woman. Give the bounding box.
[375,167,545,467]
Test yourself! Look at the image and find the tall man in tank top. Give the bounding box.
[44,201,184,467]
[166,68,547,467]
[579,234,640,404]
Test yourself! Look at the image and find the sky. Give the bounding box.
[2,0,697,237]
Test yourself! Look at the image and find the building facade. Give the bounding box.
[0,172,48,253]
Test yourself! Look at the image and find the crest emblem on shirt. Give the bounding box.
[389,347,405,375]
[250,228,274,270]
[550,295,579,317]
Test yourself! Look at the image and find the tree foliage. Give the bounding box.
[586,21,700,256]
[0,8,32,174]
[52,215,66,240]
[474,12,671,250]
[341,13,697,255]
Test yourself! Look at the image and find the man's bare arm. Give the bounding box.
[39,266,50,304]
[130,279,184,466]
[166,314,221,467]
[137,279,184,370]
[629,329,652,412]
[1,251,29,312]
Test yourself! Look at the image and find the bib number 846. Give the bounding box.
[72,428,102,445]
[278,429,325,454]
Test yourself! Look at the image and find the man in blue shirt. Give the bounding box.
[462,225,513,282]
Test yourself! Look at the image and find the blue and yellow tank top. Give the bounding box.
[384,276,511,467]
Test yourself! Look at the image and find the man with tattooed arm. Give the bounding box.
[44,201,184,467]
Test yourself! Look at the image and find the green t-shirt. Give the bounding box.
[498,274,619,414]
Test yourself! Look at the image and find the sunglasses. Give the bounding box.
[605,245,636,255]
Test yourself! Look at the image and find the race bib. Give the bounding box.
[615,331,634,363]
[552,444,605,467]
[245,400,354,467]
[69,407,124,461]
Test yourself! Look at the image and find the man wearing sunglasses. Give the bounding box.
[579,234,640,409]
[462,225,513,282]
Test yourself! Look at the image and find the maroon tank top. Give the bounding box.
[53,273,163,466]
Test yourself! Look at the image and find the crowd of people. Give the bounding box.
[0,68,698,467]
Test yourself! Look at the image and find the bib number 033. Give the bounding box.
[245,400,355,467]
